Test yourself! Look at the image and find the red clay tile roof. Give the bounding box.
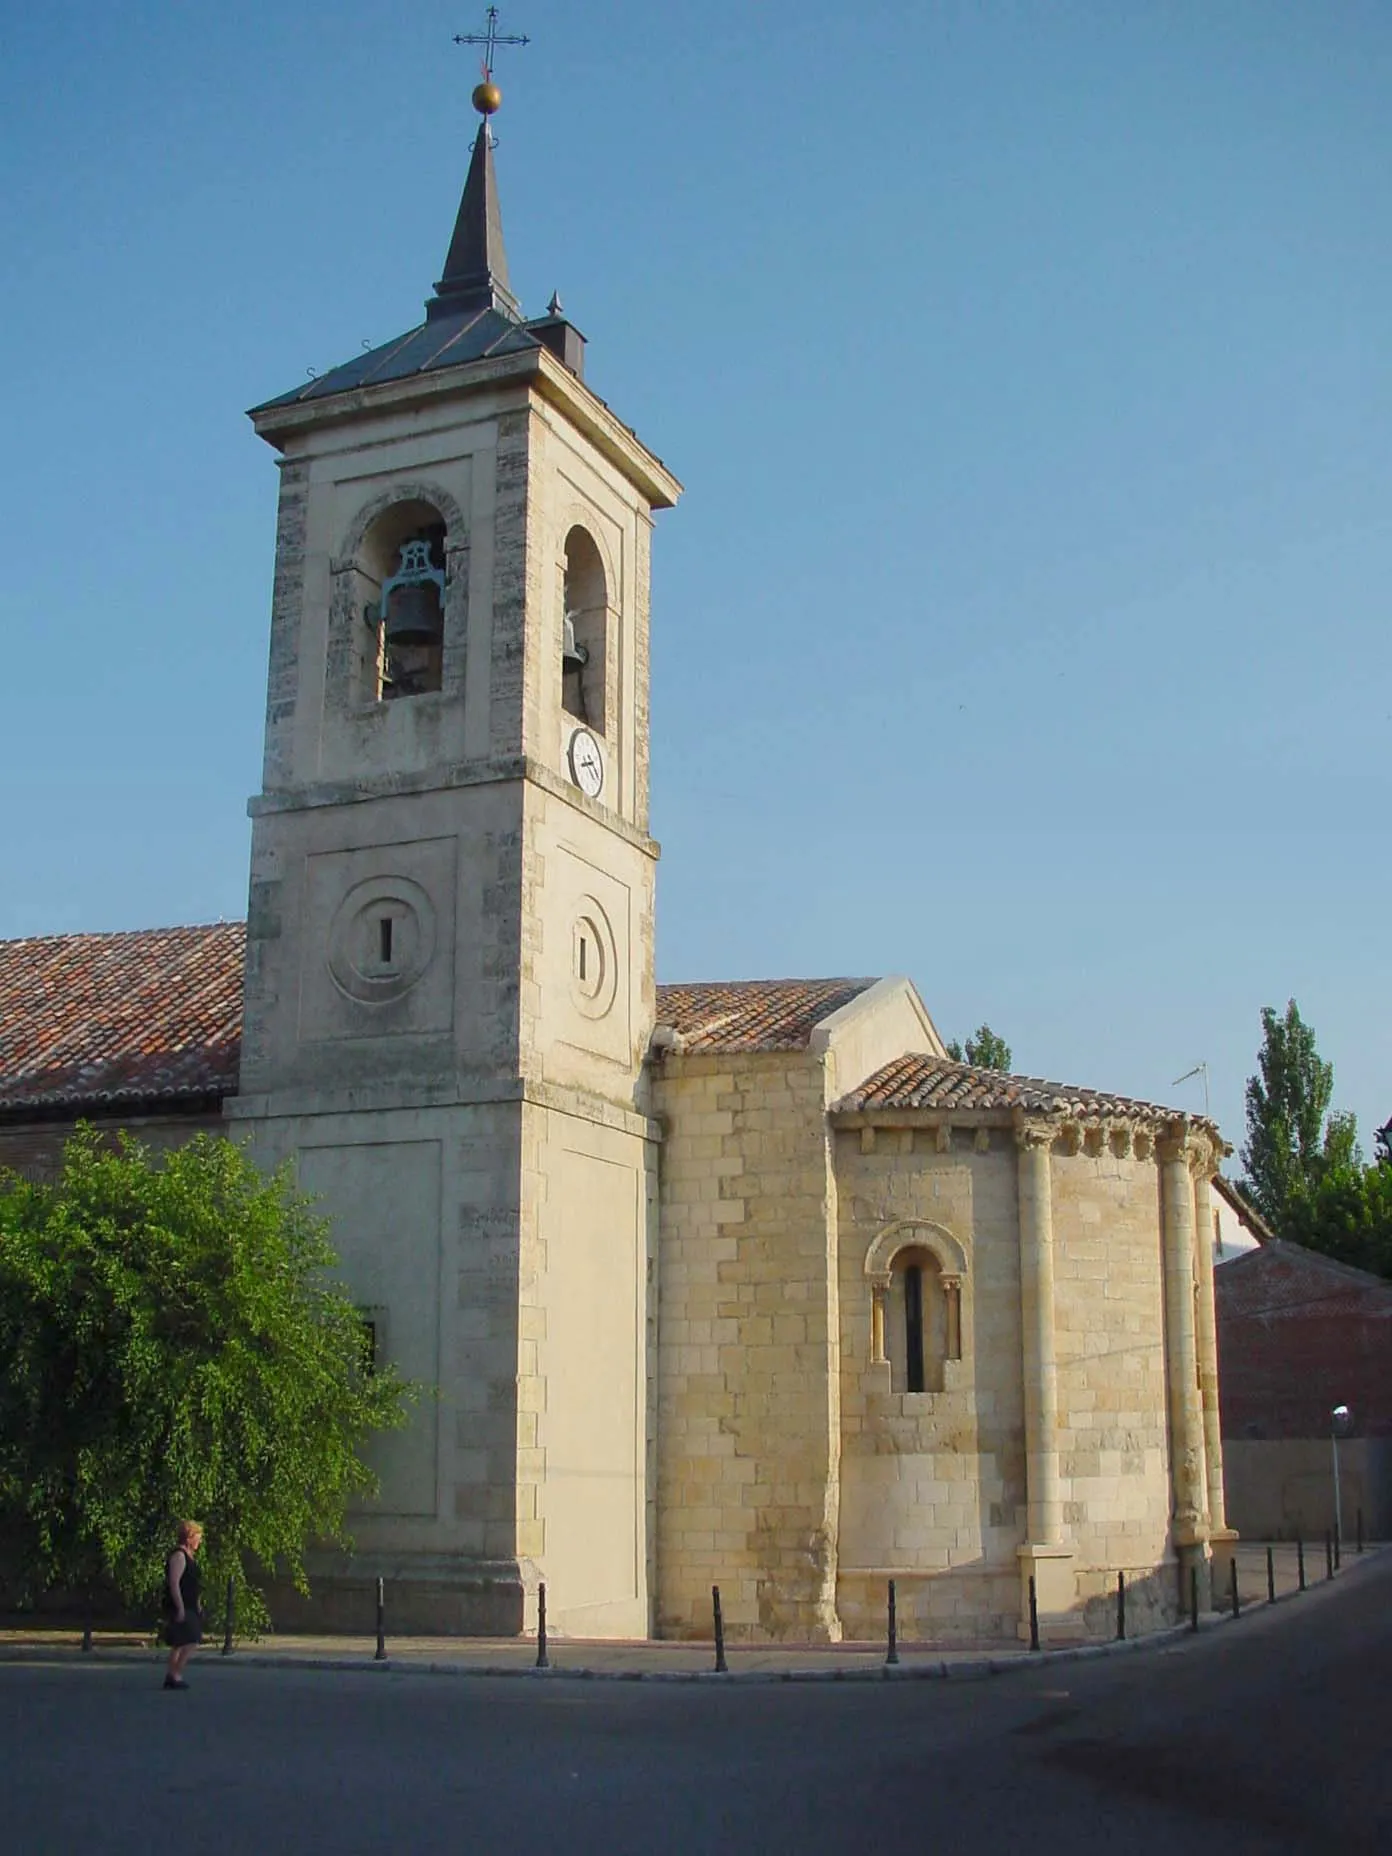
[0,923,245,1114]
[0,933,878,1105]
[835,1052,1210,1127]
[1215,1239,1392,1321]
[653,978,877,1053]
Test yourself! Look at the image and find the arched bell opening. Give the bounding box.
[356,499,448,701]
[561,525,607,733]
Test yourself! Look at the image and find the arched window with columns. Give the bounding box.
[865,1220,967,1396]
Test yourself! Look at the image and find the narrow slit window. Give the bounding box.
[379,917,394,966]
[904,1263,925,1393]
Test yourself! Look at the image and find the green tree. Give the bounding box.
[0,1129,411,1629]
[946,1025,1013,1072]
[1240,1000,1359,1227]
[1284,1159,1392,1282]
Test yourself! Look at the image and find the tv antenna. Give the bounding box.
[1172,1062,1210,1119]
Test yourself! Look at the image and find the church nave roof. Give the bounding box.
[653,978,878,1054]
[0,923,245,1116]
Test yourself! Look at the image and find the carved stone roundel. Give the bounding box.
[570,897,618,1020]
[327,875,437,1004]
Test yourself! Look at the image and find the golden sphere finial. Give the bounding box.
[473,79,502,116]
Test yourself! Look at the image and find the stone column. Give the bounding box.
[1158,1124,1209,1581]
[1192,1147,1237,1587]
[869,1277,888,1366]
[1014,1118,1073,1635]
[942,1276,962,1362]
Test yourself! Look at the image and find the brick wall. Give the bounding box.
[1217,1243,1392,1439]
[0,1109,227,1183]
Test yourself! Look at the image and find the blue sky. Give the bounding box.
[2,1,1388,1156]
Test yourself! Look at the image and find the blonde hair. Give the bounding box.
[175,1520,203,1550]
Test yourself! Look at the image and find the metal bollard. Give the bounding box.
[1325,1532,1334,1581]
[712,1585,728,1674]
[81,1616,93,1654]
[1189,1567,1199,1632]
[1297,1536,1306,1591]
[374,1575,387,1661]
[1116,1570,1125,1642]
[1266,1545,1275,1606]
[222,1574,235,1656]
[885,1578,899,1666]
[1357,1507,1364,1554]
[535,1581,549,1670]
[1028,1575,1039,1652]
[1229,1558,1239,1618]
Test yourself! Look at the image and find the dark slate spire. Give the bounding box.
[429,123,521,323]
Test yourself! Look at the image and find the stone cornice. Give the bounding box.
[247,753,660,859]
[228,1073,660,1141]
[250,346,682,510]
[831,1103,1223,1162]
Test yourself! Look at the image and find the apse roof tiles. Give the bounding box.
[0,923,245,1114]
[835,1052,1208,1127]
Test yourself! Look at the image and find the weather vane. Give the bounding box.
[454,6,530,130]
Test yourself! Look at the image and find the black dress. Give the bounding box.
[163,1549,203,1647]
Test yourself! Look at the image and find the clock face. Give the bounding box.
[568,727,605,799]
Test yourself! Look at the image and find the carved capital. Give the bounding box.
[1187,1135,1220,1182]
[1013,1114,1055,1153]
[1155,1117,1195,1167]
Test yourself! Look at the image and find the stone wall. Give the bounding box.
[526,1100,656,1636]
[832,1125,1182,1642]
[834,1126,1025,1642]
[652,1049,841,1641]
[1051,1146,1175,1615]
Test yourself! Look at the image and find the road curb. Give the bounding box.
[2,1547,1382,1686]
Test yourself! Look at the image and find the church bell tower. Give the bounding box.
[230,54,680,1635]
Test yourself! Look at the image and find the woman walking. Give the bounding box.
[162,1521,204,1690]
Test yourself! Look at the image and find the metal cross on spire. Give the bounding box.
[453,5,530,84]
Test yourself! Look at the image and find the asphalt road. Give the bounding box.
[2,1555,1389,1856]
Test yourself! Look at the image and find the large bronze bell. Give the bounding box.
[384,580,443,647]
[370,537,446,646]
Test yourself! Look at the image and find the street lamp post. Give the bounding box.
[1331,1404,1351,1549]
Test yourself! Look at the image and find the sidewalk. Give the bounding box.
[2,1544,1380,1684]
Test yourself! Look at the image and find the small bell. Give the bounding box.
[562,611,590,722]
[562,612,589,675]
